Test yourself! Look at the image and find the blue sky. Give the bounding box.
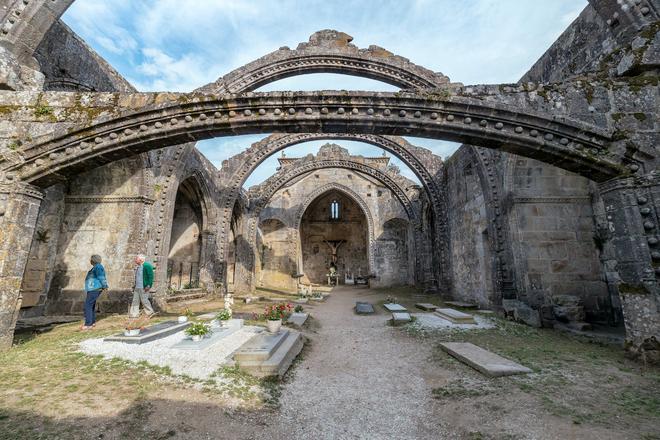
[63,0,586,187]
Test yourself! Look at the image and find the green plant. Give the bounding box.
[215,309,232,321]
[34,105,53,117]
[294,305,304,313]
[183,308,195,319]
[183,280,199,289]
[185,322,210,337]
[35,228,50,243]
[385,296,398,304]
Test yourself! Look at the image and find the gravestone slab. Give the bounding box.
[440,342,532,377]
[234,330,290,362]
[355,302,374,314]
[104,320,189,344]
[293,298,308,304]
[287,312,308,326]
[445,301,478,309]
[384,303,407,312]
[415,303,438,311]
[171,319,244,351]
[266,297,289,302]
[435,308,476,324]
[392,312,412,325]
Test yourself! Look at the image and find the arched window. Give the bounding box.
[330,200,340,220]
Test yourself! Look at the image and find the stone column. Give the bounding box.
[599,172,660,363]
[232,214,256,295]
[0,181,43,349]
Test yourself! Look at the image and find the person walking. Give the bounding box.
[130,254,156,318]
[82,254,108,330]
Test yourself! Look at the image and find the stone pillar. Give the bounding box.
[0,182,43,349]
[232,215,256,295]
[599,172,660,363]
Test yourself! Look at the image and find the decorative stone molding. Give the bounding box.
[512,196,592,204]
[196,30,455,94]
[4,91,616,187]
[64,195,155,204]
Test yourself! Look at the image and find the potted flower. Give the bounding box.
[185,322,211,342]
[263,303,292,334]
[178,308,194,323]
[214,309,232,327]
[124,316,148,337]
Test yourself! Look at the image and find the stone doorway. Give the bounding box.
[300,190,368,285]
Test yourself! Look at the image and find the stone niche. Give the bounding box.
[167,181,203,290]
[300,190,368,284]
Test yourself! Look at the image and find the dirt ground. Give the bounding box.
[1,286,658,439]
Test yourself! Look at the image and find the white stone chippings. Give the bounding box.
[78,326,262,380]
[411,313,495,330]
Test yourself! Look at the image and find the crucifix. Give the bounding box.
[324,240,345,264]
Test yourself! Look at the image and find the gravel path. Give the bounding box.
[264,286,451,440]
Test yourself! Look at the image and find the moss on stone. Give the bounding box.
[611,113,624,122]
[618,283,649,295]
[633,113,647,122]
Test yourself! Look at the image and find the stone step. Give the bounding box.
[235,330,304,378]
[415,303,438,311]
[104,320,189,344]
[165,291,207,303]
[234,329,290,362]
[434,308,476,324]
[383,303,407,312]
[440,342,532,377]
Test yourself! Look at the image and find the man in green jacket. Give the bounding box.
[129,254,156,318]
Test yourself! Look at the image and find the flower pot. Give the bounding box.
[178,316,188,323]
[124,328,140,337]
[191,334,203,342]
[266,319,282,334]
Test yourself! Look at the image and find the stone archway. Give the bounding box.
[246,156,422,287]
[196,30,453,93]
[299,189,369,285]
[294,183,376,276]
[216,132,445,288]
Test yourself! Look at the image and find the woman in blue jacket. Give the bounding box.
[83,254,108,330]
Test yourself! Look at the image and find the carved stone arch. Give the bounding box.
[293,183,376,277]
[247,158,423,285]
[196,30,453,94]
[215,133,444,280]
[464,145,517,305]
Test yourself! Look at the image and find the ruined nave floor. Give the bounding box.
[0,286,658,440]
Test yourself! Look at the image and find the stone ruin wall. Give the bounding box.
[443,0,659,325]
[14,20,221,317]
[256,165,418,292]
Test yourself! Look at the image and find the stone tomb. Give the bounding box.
[440,342,532,377]
[234,329,304,378]
[104,320,190,344]
[287,312,309,327]
[172,319,244,351]
[384,303,407,312]
[435,308,476,324]
[415,303,438,311]
[391,312,412,325]
[355,302,375,314]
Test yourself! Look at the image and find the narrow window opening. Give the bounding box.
[330,200,340,220]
